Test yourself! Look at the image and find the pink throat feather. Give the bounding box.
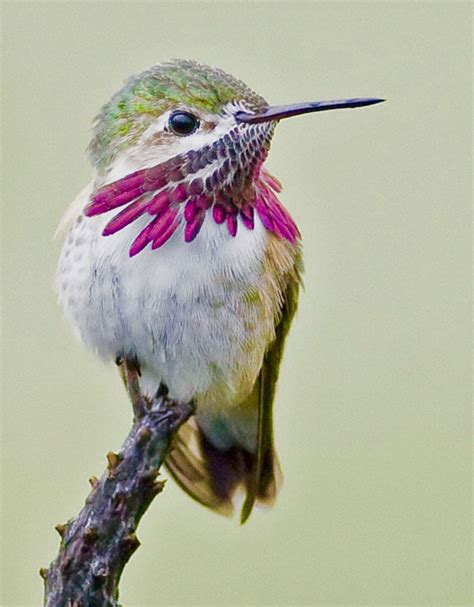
[85,124,300,257]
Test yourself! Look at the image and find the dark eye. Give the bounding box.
[168,111,199,136]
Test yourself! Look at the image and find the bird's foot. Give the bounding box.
[149,383,196,421]
[116,354,148,420]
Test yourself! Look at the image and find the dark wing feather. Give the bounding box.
[240,263,301,523]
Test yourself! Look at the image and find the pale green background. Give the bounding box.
[1,1,471,606]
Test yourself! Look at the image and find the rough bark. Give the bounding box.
[41,385,194,607]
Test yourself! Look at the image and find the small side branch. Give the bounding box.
[42,394,194,607]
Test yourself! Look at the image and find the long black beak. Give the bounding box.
[235,97,385,124]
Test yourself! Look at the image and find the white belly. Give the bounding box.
[57,209,273,405]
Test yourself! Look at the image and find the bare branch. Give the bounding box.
[42,395,194,607]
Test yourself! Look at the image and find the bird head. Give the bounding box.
[85,59,383,256]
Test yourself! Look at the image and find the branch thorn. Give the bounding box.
[121,533,140,553]
[152,480,166,495]
[106,451,120,471]
[55,523,67,538]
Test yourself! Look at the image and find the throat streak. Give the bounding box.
[85,125,299,256]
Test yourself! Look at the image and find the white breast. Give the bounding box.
[57,204,271,404]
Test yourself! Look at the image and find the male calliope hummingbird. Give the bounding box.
[56,59,383,523]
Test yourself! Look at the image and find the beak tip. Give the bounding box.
[348,97,386,108]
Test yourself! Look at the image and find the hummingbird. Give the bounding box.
[56,59,383,523]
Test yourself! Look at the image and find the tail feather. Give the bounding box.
[199,432,246,501]
[165,413,281,522]
[165,417,234,516]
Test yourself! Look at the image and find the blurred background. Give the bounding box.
[1,2,471,606]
